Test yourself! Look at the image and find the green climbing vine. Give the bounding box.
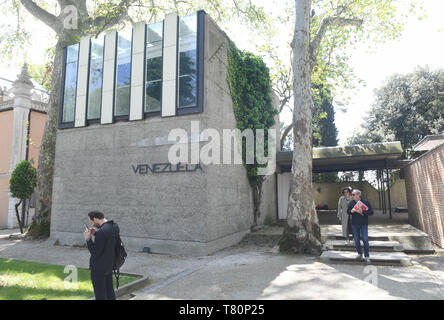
[226,40,278,226]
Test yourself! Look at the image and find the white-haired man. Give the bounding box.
[347,189,373,263]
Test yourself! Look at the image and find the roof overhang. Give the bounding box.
[277,141,408,173]
[412,134,444,151]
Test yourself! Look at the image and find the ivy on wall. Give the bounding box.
[226,40,278,226]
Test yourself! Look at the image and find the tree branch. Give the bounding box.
[76,0,89,20]
[280,123,294,149]
[89,0,136,36]
[20,0,61,32]
[309,16,363,68]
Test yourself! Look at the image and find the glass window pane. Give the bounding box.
[115,30,132,117]
[87,37,104,120]
[66,44,79,63]
[145,80,162,112]
[178,45,196,76]
[145,22,163,113]
[146,50,162,82]
[62,43,79,123]
[115,85,130,116]
[178,75,196,108]
[147,22,163,44]
[177,14,197,109]
[179,14,197,36]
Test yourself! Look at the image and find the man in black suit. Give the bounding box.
[84,211,118,300]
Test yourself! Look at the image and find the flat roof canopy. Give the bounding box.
[277,141,411,173]
[412,134,444,151]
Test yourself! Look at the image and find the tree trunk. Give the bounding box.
[28,41,64,237]
[15,199,24,234]
[280,0,322,254]
[251,180,263,228]
[21,199,26,230]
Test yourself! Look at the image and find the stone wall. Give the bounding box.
[405,143,444,248]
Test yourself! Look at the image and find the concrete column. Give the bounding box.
[101,29,117,124]
[75,36,90,127]
[161,13,178,117]
[8,63,34,228]
[130,21,146,121]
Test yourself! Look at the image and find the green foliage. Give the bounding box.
[253,0,423,117]
[27,220,50,238]
[27,47,55,92]
[312,81,338,148]
[310,0,423,102]
[312,80,338,183]
[9,161,37,201]
[226,40,278,186]
[348,66,444,158]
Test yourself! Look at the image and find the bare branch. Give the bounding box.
[280,123,294,149]
[309,16,363,68]
[20,0,61,32]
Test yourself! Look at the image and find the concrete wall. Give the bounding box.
[277,175,404,219]
[0,110,13,228]
[50,14,278,255]
[312,181,377,210]
[312,180,407,210]
[405,143,444,248]
[387,179,407,209]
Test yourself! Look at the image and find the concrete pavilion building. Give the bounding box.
[49,11,280,255]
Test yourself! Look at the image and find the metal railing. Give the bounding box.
[0,99,13,111]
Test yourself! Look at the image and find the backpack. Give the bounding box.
[113,224,127,289]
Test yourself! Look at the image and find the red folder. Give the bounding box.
[353,200,369,211]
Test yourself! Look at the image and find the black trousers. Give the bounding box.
[90,269,116,300]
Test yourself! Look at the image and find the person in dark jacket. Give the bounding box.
[347,189,373,264]
[83,211,119,300]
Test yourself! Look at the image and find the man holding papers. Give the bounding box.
[347,189,374,263]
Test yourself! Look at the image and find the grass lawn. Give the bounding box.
[0,258,141,300]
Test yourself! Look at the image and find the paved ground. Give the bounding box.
[0,231,443,300]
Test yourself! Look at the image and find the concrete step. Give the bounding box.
[327,234,390,241]
[320,250,412,266]
[324,240,403,252]
[240,226,283,246]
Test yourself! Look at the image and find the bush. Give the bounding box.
[9,160,37,233]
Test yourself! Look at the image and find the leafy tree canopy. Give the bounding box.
[10,160,37,200]
[348,66,444,158]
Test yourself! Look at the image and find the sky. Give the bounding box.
[334,0,444,144]
[1,0,443,145]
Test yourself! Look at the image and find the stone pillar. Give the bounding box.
[7,63,34,228]
[161,13,178,117]
[101,29,117,124]
[129,21,146,121]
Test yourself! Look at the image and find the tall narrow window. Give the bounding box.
[177,14,197,109]
[145,22,163,114]
[87,36,104,120]
[62,43,79,123]
[115,29,132,118]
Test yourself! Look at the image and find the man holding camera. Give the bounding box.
[83,211,118,300]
